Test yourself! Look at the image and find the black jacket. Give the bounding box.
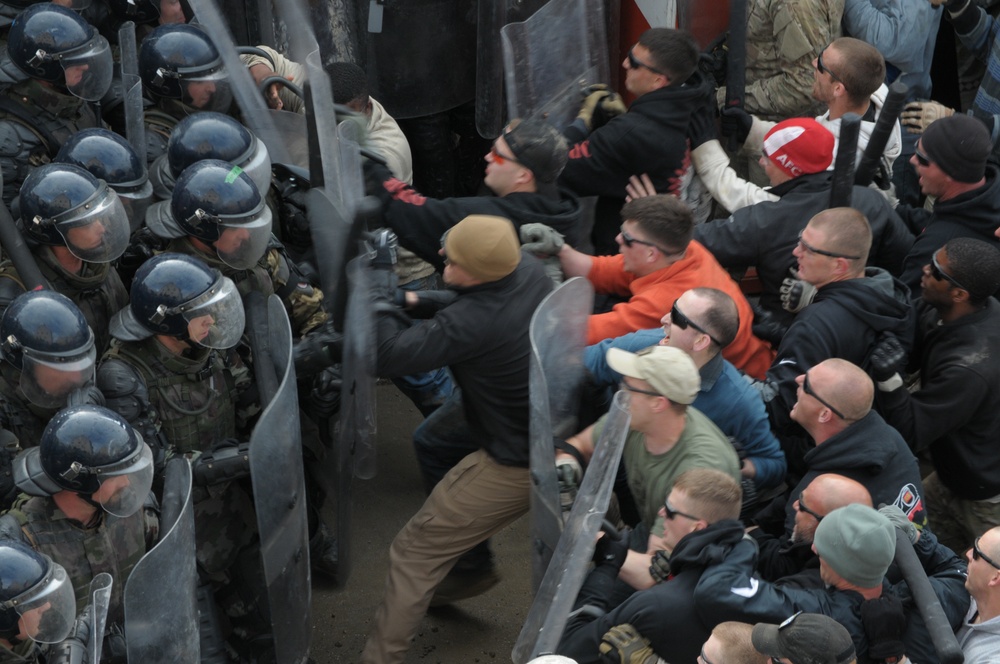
[783,411,927,534]
[767,268,913,434]
[896,166,1000,294]
[693,529,970,664]
[879,299,1000,499]
[557,520,747,664]
[559,74,707,253]
[374,254,552,467]
[365,161,582,270]
[694,171,914,328]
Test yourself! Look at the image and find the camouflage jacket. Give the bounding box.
[719,0,845,120]
[0,495,154,627]
[99,337,249,456]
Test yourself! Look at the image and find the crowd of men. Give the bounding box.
[0,0,999,663]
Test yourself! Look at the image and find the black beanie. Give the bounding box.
[921,114,991,183]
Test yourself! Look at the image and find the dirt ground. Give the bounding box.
[308,385,535,663]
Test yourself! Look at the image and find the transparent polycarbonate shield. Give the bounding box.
[118,21,147,169]
[513,391,631,663]
[501,0,609,131]
[528,277,594,590]
[125,458,199,663]
[87,573,112,664]
[248,294,311,663]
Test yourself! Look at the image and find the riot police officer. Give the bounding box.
[0,291,100,508]
[0,163,131,355]
[137,23,232,164]
[0,405,156,647]
[0,3,112,203]
[146,158,326,336]
[96,252,261,659]
[0,538,77,661]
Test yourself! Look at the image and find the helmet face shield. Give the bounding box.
[211,205,272,270]
[179,276,245,348]
[58,34,114,101]
[239,139,272,196]
[48,183,130,262]
[93,441,154,517]
[180,68,232,113]
[5,559,76,644]
[116,180,154,233]
[19,344,96,408]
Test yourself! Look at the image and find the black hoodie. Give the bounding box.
[896,165,1000,294]
[558,519,746,664]
[559,73,709,254]
[364,160,582,270]
[767,268,913,434]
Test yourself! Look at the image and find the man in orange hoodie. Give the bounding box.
[552,194,773,378]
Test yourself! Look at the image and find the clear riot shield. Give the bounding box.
[87,573,112,664]
[118,22,147,170]
[512,390,631,664]
[125,458,199,663]
[188,0,306,169]
[500,0,609,131]
[528,277,594,591]
[341,254,377,480]
[477,0,550,137]
[248,294,311,664]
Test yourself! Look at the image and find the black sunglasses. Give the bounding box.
[914,148,931,168]
[619,225,676,257]
[974,537,1000,569]
[802,372,850,421]
[620,377,661,398]
[930,252,969,291]
[671,301,724,347]
[627,47,665,75]
[816,47,843,83]
[796,491,824,522]
[664,498,700,521]
[797,230,862,260]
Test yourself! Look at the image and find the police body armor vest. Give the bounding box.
[142,107,176,167]
[103,338,240,455]
[0,79,101,204]
[5,495,147,626]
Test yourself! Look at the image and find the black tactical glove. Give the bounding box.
[593,524,630,571]
[293,322,344,378]
[780,272,818,313]
[870,335,906,384]
[689,95,718,149]
[578,84,627,132]
[750,304,790,347]
[192,438,252,486]
[648,550,671,584]
[720,106,753,146]
[599,624,659,664]
[306,366,342,421]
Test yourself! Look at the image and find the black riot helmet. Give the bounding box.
[13,405,155,517]
[19,163,131,262]
[55,129,153,233]
[110,252,244,349]
[165,112,271,195]
[0,540,76,644]
[138,23,231,112]
[0,290,97,409]
[146,159,272,270]
[7,3,113,101]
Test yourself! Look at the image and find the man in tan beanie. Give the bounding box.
[362,214,553,664]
